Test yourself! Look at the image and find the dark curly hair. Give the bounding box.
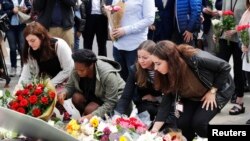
[72,49,97,67]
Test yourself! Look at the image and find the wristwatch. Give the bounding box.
[210,87,217,94]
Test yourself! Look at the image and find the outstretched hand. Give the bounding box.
[201,91,217,111]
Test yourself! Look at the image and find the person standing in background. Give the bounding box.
[171,0,202,45]
[32,0,76,49]
[74,0,86,51]
[82,0,109,56]
[233,0,250,119]
[148,0,175,42]
[216,0,246,114]
[0,0,32,77]
[111,0,155,81]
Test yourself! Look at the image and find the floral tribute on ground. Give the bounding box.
[8,77,57,121]
[64,115,170,141]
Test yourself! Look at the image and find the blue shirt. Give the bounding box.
[112,0,155,51]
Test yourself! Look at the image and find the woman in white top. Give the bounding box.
[238,0,250,124]
[19,22,74,87]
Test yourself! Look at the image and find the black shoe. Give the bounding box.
[4,76,11,88]
[246,119,250,124]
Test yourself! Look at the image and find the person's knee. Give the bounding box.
[84,102,100,115]
[72,92,86,105]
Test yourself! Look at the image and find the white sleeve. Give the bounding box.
[51,38,74,85]
[18,59,39,85]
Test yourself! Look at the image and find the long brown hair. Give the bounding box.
[135,40,156,87]
[247,0,250,8]
[22,22,56,63]
[152,40,198,93]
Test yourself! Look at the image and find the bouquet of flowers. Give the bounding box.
[8,78,57,121]
[221,10,236,44]
[212,19,223,52]
[105,0,125,41]
[236,24,250,63]
[114,116,147,134]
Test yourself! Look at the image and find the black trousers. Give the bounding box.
[217,39,244,97]
[83,14,108,56]
[177,99,219,141]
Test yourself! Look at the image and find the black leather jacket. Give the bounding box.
[185,50,235,109]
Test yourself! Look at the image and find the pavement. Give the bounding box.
[0,36,249,125]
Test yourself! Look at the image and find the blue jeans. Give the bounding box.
[6,24,25,68]
[74,26,80,51]
[113,47,137,81]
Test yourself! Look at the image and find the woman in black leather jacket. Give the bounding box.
[151,40,234,140]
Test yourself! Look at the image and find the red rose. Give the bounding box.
[9,101,19,110]
[20,99,29,107]
[15,90,23,96]
[48,91,55,99]
[37,84,44,89]
[16,107,26,114]
[223,10,234,16]
[32,108,42,117]
[17,95,24,101]
[24,84,33,89]
[34,88,43,95]
[41,96,49,105]
[22,89,30,95]
[29,95,38,104]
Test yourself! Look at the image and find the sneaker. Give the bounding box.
[9,67,16,77]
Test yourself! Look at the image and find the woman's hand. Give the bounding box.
[224,30,236,38]
[13,7,19,14]
[78,114,93,123]
[111,27,125,39]
[149,25,156,31]
[241,45,248,53]
[142,94,157,102]
[183,30,193,43]
[57,93,66,105]
[201,88,217,111]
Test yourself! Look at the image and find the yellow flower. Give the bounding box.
[65,119,80,137]
[119,136,127,141]
[71,131,79,138]
[90,116,99,128]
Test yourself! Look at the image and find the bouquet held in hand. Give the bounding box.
[222,10,236,45]
[105,0,125,41]
[236,24,250,63]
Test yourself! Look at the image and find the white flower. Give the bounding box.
[136,131,163,141]
[212,19,222,26]
[0,90,3,98]
[47,120,55,126]
[80,124,95,135]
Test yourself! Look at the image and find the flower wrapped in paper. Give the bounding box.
[8,78,57,121]
[105,0,125,41]
[236,24,250,63]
